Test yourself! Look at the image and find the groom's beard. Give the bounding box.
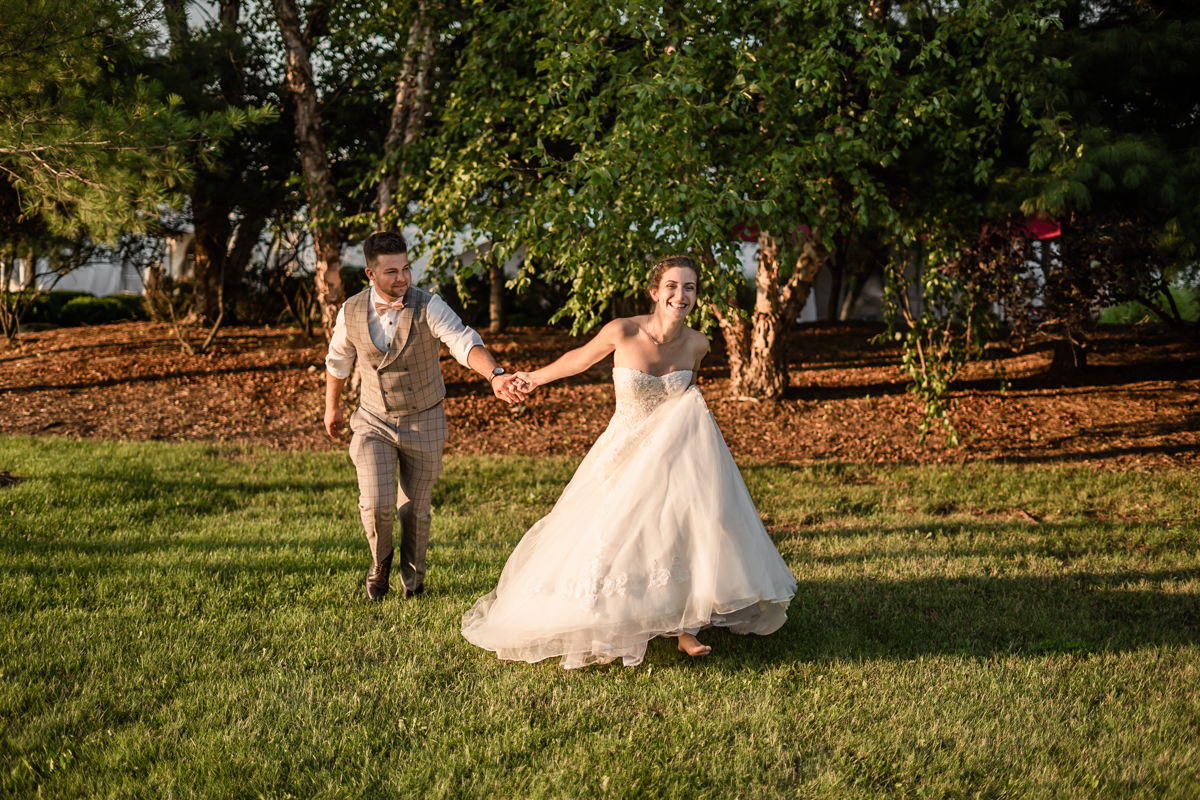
[377,283,408,302]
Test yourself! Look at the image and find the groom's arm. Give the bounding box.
[426,294,524,404]
[324,305,354,439]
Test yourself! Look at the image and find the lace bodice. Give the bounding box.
[611,367,693,429]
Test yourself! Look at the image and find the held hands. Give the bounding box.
[513,371,540,394]
[491,373,527,405]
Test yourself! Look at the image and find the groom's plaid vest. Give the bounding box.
[343,285,446,417]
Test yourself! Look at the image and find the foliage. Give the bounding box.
[415,0,1060,335]
[0,241,98,342]
[144,1,291,325]
[884,211,1193,443]
[876,0,1200,442]
[880,254,999,446]
[56,294,147,327]
[0,438,1198,796]
[1023,0,1200,265]
[0,0,265,242]
[949,214,1193,353]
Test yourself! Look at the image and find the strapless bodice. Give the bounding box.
[611,367,693,429]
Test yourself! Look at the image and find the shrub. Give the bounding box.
[57,294,148,327]
[18,291,93,324]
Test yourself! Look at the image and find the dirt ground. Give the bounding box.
[1,321,1197,470]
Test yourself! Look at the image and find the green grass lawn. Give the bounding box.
[1,437,1198,798]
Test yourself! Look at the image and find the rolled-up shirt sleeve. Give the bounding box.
[426,293,485,367]
[324,304,356,379]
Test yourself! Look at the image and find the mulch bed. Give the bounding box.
[1,321,1197,471]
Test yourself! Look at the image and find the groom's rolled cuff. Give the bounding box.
[325,293,485,380]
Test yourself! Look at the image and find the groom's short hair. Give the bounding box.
[363,232,408,267]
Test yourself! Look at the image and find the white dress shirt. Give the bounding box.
[325,286,485,379]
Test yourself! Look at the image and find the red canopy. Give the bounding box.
[1023,219,1061,241]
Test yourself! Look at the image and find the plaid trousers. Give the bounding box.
[348,402,447,593]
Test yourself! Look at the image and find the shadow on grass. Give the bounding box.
[736,567,1200,665]
[768,524,1197,566]
[444,529,1200,669]
[6,529,1197,665]
[970,441,1200,466]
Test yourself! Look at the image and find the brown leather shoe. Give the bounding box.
[365,553,392,600]
[403,584,424,599]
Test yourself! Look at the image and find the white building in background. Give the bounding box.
[5,223,885,322]
[5,250,146,296]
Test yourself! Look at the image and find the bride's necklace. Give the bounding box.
[646,326,683,346]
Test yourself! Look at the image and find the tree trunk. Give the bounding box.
[838,271,862,320]
[0,254,14,343]
[223,212,267,320]
[824,238,846,321]
[22,247,35,289]
[489,259,504,333]
[713,302,751,395]
[376,2,436,223]
[745,231,787,397]
[219,0,240,28]
[715,230,828,399]
[190,183,233,325]
[782,231,828,325]
[272,0,344,341]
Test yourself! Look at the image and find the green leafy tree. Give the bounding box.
[1019,0,1200,340]
[0,0,261,344]
[1030,0,1199,252]
[885,0,1200,443]
[416,0,1059,398]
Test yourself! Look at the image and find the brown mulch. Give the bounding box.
[1,321,1197,471]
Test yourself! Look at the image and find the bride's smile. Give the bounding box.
[652,266,697,321]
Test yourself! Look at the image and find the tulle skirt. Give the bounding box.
[461,386,797,668]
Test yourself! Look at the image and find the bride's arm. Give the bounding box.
[517,320,630,391]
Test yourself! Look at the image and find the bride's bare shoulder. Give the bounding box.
[684,326,710,354]
[602,316,647,340]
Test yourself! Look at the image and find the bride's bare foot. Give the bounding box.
[677,633,712,657]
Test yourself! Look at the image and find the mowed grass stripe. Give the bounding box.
[0,436,1197,798]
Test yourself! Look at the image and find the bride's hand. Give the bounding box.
[514,371,540,393]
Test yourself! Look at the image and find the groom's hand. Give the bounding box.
[324,372,347,439]
[324,404,344,439]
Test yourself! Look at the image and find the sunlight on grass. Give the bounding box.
[1,437,1197,797]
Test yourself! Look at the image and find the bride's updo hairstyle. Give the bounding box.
[646,255,701,299]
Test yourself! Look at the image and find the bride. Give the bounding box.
[461,256,797,668]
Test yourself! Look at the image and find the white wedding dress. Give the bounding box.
[461,367,797,668]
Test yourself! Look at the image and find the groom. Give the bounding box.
[324,231,524,600]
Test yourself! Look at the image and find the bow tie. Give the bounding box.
[373,297,405,316]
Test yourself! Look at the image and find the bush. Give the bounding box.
[57,294,148,327]
[17,291,93,324]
